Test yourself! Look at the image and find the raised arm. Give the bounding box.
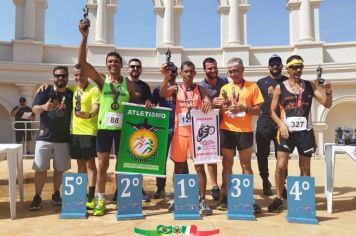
[159,63,177,98]
[311,80,333,108]
[78,22,105,90]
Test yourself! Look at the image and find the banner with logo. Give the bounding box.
[116,102,170,177]
[191,109,221,165]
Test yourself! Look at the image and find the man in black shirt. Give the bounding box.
[11,97,35,154]
[29,66,73,210]
[256,54,288,196]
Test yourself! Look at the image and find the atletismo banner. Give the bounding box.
[116,102,171,177]
[191,109,221,165]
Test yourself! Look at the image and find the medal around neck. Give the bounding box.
[111,102,119,110]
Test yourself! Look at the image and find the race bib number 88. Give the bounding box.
[105,112,123,128]
[286,116,307,131]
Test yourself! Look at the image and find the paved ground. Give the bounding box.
[1,155,356,235]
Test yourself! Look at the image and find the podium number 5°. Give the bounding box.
[231,178,250,198]
[64,176,83,196]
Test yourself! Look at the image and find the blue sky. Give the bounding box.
[0,0,355,48]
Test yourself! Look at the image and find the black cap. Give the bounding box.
[19,97,26,103]
[268,54,282,64]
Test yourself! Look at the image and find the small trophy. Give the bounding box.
[165,48,175,70]
[316,65,325,86]
[75,93,81,112]
[80,5,90,27]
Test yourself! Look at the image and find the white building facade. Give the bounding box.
[0,0,355,156]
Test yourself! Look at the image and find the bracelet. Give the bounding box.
[326,91,332,96]
[245,106,250,113]
[88,113,92,119]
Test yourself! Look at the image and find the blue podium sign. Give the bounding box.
[116,174,144,220]
[173,174,201,220]
[60,173,88,219]
[227,174,255,220]
[287,176,318,224]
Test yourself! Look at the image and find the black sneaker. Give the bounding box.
[217,197,227,211]
[142,189,151,202]
[51,191,62,206]
[211,186,220,200]
[253,203,262,214]
[168,200,175,213]
[268,197,284,213]
[153,189,165,199]
[29,194,42,210]
[263,180,273,196]
[112,189,117,204]
[282,187,288,199]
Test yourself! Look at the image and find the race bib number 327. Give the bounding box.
[285,116,307,131]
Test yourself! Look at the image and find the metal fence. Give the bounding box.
[11,120,40,159]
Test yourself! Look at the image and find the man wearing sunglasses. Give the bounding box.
[29,66,73,210]
[217,57,264,213]
[268,55,332,212]
[255,55,288,197]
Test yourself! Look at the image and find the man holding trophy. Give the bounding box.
[78,7,138,216]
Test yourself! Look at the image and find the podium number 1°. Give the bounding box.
[177,178,195,199]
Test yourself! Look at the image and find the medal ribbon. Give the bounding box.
[110,82,121,105]
[232,80,245,104]
[288,80,304,109]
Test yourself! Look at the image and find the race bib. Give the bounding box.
[285,116,307,131]
[105,112,123,128]
[227,111,246,118]
[178,112,191,126]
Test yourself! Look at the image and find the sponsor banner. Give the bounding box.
[191,109,221,165]
[134,224,220,236]
[116,102,170,176]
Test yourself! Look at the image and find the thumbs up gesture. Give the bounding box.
[43,98,55,111]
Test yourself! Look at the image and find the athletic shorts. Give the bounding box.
[171,134,193,163]
[15,131,32,142]
[70,135,97,160]
[220,130,253,151]
[96,129,121,153]
[32,141,71,172]
[276,129,316,157]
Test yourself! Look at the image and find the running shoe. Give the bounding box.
[200,199,213,215]
[51,191,62,206]
[29,194,42,210]
[93,199,106,216]
[211,186,220,200]
[268,197,284,213]
[217,197,227,211]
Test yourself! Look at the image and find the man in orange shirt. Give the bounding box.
[216,57,264,213]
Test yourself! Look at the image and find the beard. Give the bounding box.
[55,80,68,88]
[270,69,282,77]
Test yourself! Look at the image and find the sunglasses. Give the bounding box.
[269,62,282,67]
[129,65,142,69]
[288,65,304,70]
[54,74,68,78]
